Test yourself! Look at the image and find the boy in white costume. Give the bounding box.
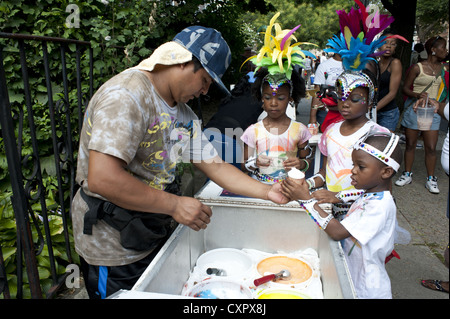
[282,129,403,298]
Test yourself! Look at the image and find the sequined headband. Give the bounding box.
[262,73,293,96]
[336,70,375,105]
[353,130,400,171]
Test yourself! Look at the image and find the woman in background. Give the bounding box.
[376,29,404,132]
[395,36,448,194]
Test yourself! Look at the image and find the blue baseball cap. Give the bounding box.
[173,26,231,95]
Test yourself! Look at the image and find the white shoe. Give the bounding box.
[395,172,412,186]
[425,176,440,194]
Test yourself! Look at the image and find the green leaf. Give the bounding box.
[37,266,51,280]
[1,246,17,261]
[0,219,16,229]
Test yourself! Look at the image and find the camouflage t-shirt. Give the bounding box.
[72,69,216,266]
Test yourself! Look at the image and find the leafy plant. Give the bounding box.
[0,176,79,299]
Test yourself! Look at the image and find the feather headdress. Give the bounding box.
[325,0,407,71]
[326,0,408,105]
[242,12,317,80]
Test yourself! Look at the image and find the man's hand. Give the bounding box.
[88,150,212,232]
[171,196,212,231]
[267,183,290,204]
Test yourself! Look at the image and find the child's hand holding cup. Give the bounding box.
[282,168,311,201]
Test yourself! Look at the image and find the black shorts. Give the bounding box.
[79,248,161,299]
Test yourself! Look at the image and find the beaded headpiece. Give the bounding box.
[353,128,400,171]
[265,73,292,96]
[241,12,317,95]
[336,71,375,104]
[325,0,408,105]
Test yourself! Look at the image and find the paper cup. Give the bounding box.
[288,167,305,182]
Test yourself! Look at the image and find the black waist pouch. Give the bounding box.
[80,189,176,251]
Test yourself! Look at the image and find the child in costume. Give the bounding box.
[240,13,315,183]
[303,0,403,220]
[282,129,403,298]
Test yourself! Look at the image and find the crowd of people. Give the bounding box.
[70,0,448,299]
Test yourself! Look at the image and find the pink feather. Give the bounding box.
[337,6,363,38]
[338,0,396,44]
[280,24,301,51]
[365,15,395,43]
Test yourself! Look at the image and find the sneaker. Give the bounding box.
[425,176,440,194]
[395,171,413,186]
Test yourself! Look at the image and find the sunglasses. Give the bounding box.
[430,36,442,48]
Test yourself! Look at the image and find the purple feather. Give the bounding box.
[280,24,301,51]
[365,15,395,43]
[369,51,386,57]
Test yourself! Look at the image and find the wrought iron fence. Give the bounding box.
[0,32,93,298]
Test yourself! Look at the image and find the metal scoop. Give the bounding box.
[206,267,227,276]
[253,269,291,286]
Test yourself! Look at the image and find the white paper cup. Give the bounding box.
[416,105,434,131]
[287,168,305,182]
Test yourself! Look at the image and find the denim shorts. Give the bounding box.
[377,107,400,132]
[401,97,441,131]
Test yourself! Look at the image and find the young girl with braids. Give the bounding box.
[241,68,312,183]
[240,13,314,183]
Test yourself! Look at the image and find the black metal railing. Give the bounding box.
[0,32,93,298]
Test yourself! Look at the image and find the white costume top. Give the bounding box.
[318,121,389,192]
[341,191,396,299]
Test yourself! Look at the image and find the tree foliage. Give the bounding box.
[1,0,271,84]
[241,0,353,50]
[416,0,449,41]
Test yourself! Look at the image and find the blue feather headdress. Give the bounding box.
[326,0,408,105]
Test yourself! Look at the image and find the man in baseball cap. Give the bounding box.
[133,26,231,95]
[72,26,288,298]
[173,26,232,94]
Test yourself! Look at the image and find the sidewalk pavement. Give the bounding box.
[387,137,448,299]
[297,95,449,299]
